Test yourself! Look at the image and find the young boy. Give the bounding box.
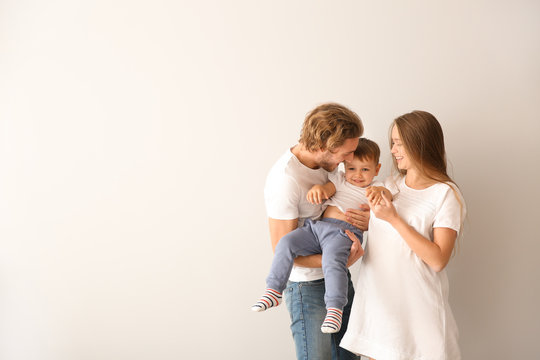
[252,138,391,334]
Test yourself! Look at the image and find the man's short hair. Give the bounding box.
[299,103,363,152]
[354,138,380,164]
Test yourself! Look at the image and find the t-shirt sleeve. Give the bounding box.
[383,176,401,196]
[433,185,466,234]
[264,175,301,220]
[328,170,345,188]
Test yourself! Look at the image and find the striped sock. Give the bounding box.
[251,289,282,312]
[320,307,343,333]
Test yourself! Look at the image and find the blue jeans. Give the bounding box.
[284,272,360,360]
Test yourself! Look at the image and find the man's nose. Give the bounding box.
[344,153,354,162]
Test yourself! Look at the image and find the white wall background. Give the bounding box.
[1,1,539,359]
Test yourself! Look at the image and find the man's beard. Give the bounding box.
[318,152,339,172]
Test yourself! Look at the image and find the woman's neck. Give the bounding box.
[404,169,436,190]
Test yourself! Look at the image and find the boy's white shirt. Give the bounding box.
[265,151,385,282]
[325,171,383,213]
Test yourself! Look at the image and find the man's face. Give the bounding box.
[317,137,359,172]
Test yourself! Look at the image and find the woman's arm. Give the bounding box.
[370,192,457,272]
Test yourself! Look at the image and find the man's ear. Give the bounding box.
[375,163,381,175]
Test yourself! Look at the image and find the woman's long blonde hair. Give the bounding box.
[391,110,465,238]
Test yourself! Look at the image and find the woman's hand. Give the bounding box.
[366,186,391,206]
[345,204,370,230]
[344,229,364,267]
[370,190,398,224]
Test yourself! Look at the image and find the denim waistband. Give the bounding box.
[320,217,361,233]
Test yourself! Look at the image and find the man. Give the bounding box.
[264,103,369,360]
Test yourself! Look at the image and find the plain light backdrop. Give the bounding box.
[1,1,539,359]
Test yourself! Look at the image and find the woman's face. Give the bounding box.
[391,125,413,171]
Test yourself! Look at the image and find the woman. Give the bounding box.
[340,111,466,360]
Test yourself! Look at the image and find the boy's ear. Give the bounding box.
[375,163,381,175]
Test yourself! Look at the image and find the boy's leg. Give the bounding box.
[334,272,360,360]
[265,220,321,293]
[252,221,321,312]
[319,226,360,311]
[318,224,363,334]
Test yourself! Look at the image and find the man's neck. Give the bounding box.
[291,144,321,170]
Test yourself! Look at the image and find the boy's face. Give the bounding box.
[344,157,381,188]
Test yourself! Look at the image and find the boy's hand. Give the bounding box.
[366,186,391,206]
[307,184,330,204]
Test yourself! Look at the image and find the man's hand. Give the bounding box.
[345,229,364,267]
[345,203,370,231]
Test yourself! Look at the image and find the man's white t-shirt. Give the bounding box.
[264,148,333,282]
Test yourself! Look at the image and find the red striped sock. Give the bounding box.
[251,289,282,312]
[321,307,343,333]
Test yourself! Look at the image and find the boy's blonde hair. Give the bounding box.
[299,103,363,152]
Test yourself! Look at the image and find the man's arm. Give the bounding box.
[268,218,323,267]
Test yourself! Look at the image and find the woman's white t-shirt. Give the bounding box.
[340,175,466,360]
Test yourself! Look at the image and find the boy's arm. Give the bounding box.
[306,181,336,205]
